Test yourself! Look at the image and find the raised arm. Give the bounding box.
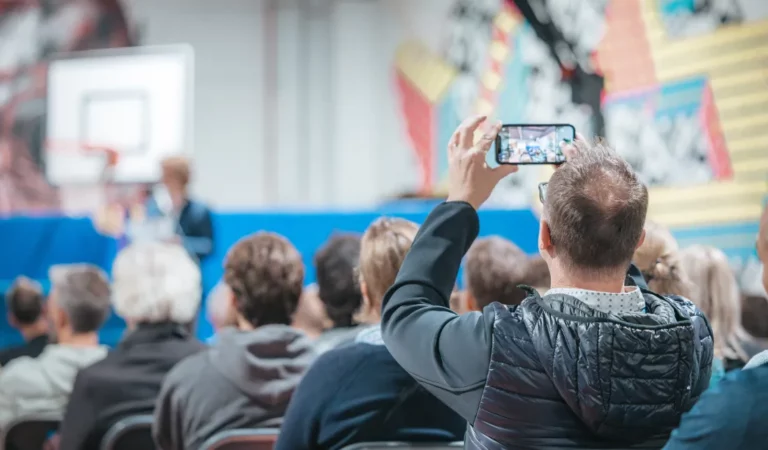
[381,116,517,424]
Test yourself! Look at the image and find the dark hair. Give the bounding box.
[5,277,44,325]
[49,265,111,333]
[545,140,648,275]
[224,232,305,327]
[465,236,529,308]
[314,234,362,327]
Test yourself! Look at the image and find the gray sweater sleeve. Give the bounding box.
[381,201,494,424]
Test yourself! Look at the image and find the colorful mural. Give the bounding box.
[394,0,768,268]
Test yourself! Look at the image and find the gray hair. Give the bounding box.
[49,264,111,333]
[112,242,201,324]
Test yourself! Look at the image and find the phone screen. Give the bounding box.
[495,124,575,165]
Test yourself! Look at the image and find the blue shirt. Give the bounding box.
[664,365,768,449]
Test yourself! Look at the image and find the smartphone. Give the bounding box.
[495,124,575,165]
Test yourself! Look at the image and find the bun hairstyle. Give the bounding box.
[633,221,692,299]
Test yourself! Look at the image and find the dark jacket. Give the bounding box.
[58,323,204,450]
[381,202,714,449]
[275,337,466,450]
[145,197,214,263]
[0,334,48,367]
[664,364,768,450]
[153,325,316,450]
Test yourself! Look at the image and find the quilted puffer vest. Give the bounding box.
[466,288,713,450]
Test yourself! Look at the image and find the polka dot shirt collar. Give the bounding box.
[545,286,646,314]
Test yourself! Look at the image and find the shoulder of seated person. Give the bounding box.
[163,350,209,383]
[312,343,390,373]
[0,356,39,380]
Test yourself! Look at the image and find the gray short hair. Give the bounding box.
[112,242,201,324]
[49,264,111,333]
[545,140,648,274]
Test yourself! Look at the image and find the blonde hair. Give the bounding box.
[679,245,751,362]
[358,217,419,314]
[112,242,201,324]
[633,221,692,298]
[161,156,192,186]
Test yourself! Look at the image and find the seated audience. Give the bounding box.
[154,232,316,450]
[524,256,551,295]
[0,265,110,428]
[461,236,528,312]
[312,234,364,353]
[292,283,332,339]
[680,245,763,372]
[741,293,768,339]
[0,277,48,367]
[205,281,237,343]
[664,207,768,449]
[275,218,465,450]
[58,243,205,450]
[381,118,713,449]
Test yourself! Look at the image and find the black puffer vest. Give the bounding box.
[466,288,713,450]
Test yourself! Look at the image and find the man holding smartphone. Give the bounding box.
[381,116,713,449]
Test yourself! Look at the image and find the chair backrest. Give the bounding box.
[201,429,280,450]
[99,415,155,450]
[340,443,464,450]
[0,415,61,450]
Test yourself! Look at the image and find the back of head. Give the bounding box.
[206,281,237,330]
[112,242,201,325]
[524,256,551,294]
[679,245,749,361]
[49,264,111,333]
[359,217,419,313]
[545,140,649,277]
[5,276,44,326]
[161,155,192,187]
[465,236,528,308]
[314,233,362,327]
[633,221,692,298]
[224,232,305,327]
[5,276,44,327]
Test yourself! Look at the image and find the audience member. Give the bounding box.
[381,117,713,449]
[664,206,768,449]
[275,218,465,450]
[0,277,48,367]
[154,232,316,450]
[312,234,364,353]
[0,265,110,428]
[741,293,768,339]
[524,256,551,295]
[462,236,528,311]
[58,243,204,450]
[292,284,332,339]
[633,221,693,298]
[680,245,763,371]
[205,281,237,343]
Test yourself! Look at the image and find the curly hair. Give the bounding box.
[224,232,305,327]
[314,233,362,327]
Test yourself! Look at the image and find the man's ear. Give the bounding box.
[635,229,646,250]
[539,219,554,252]
[7,312,18,329]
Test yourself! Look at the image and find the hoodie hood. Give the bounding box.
[209,326,316,406]
[522,289,712,442]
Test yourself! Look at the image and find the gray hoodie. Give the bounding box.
[153,325,316,450]
[0,344,108,428]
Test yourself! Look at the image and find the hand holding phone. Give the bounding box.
[495,124,575,165]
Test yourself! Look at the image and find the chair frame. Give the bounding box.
[200,428,280,450]
[99,414,155,450]
[0,414,62,450]
[340,442,464,450]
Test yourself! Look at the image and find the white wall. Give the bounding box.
[126,0,423,210]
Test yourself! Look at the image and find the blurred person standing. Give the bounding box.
[679,245,763,372]
[0,277,48,367]
[275,218,465,450]
[153,232,316,450]
[461,236,529,312]
[381,117,713,449]
[312,234,364,353]
[58,243,205,450]
[0,265,110,427]
[664,206,768,449]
